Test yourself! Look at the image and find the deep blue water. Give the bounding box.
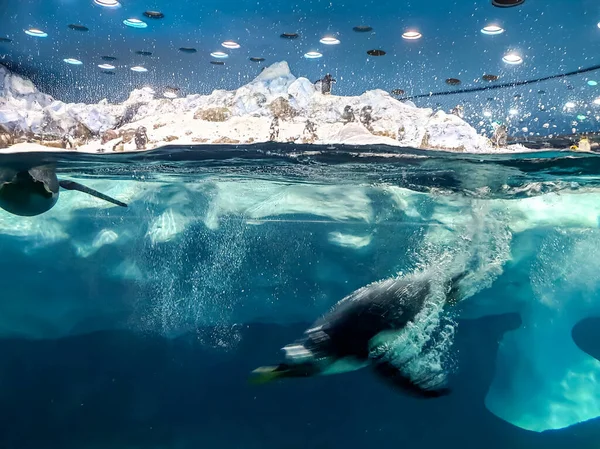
[1,144,600,449]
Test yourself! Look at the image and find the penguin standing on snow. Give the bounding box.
[314,74,336,95]
[250,271,467,398]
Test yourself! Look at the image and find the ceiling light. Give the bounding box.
[492,0,525,7]
[481,25,504,35]
[502,53,523,64]
[304,51,323,59]
[64,58,83,65]
[68,24,89,32]
[588,80,598,86]
[143,11,164,19]
[320,36,340,45]
[446,78,461,86]
[123,19,147,29]
[249,57,265,62]
[210,51,228,58]
[367,49,386,56]
[98,63,115,70]
[24,29,48,37]
[130,66,148,72]
[221,41,240,49]
[94,0,120,7]
[593,98,600,105]
[402,31,422,40]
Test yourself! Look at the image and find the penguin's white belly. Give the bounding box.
[320,357,369,376]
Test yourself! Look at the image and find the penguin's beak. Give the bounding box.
[249,365,285,385]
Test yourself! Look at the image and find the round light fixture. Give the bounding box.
[304,51,323,59]
[502,53,523,64]
[320,36,340,45]
[564,101,576,108]
[98,63,115,70]
[130,66,148,72]
[94,0,120,7]
[143,11,164,19]
[221,41,240,49]
[25,29,48,37]
[68,24,89,32]
[588,80,598,86]
[64,58,83,65]
[492,0,525,7]
[367,49,386,56]
[210,51,228,58]
[402,31,422,40]
[481,25,504,35]
[123,19,147,29]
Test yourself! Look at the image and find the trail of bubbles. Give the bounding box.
[382,197,514,386]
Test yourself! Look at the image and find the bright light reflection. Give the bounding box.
[25,29,48,37]
[481,25,504,35]
[320,36,340,45]
[221,41,240,49]
[304,51,323,59]
[502,53,523,64]
[123,19,147,29]
[210,51,228,58]
[402,31,422,40]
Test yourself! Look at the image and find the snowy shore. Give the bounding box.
[0,61,525,154]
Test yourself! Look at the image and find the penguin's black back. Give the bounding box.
[303,277,432,360]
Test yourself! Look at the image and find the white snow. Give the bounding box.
[0,62,522,154]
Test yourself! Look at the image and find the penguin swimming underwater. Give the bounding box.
[250,271,467,398]
[0,165,127,216]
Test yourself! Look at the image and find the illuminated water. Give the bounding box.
[1,144,600,448]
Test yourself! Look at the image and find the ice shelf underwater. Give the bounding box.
[0,61,519,153]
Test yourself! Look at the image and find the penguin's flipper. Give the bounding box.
[371,359,450,399]
[58,180,128,208]
[248,365,285,385]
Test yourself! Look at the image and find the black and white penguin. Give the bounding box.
[0,165,128,216]
[250,271,467,398]
[314,74,336,95]
[135,126,148,150]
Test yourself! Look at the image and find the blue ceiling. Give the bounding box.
[1,0,600,136]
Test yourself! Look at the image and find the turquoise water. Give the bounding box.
[1,145,600,448]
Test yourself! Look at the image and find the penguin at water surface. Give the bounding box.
[250,271,467,398]
[0,165,127,216]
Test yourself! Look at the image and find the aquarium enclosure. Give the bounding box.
[1,0,600,448]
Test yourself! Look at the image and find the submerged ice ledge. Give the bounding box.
[0,62,524,154]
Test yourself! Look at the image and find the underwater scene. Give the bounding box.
[2,0,600,448]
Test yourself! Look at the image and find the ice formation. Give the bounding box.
[0,62,513,153]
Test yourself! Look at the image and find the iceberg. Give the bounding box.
[0,62,517,154]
